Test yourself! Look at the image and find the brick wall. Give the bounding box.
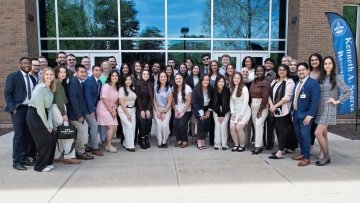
[0,0,37,124]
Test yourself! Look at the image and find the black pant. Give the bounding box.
[139,117,152,138]
[173,112,191,142]
[11,105,36,164]
[208,113,215,145]
[26,107,56,172]
[310,122,317,145]
[196,115,211,140]
[263,113,275,148]
[274,114,291,151]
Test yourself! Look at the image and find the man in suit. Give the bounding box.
[83,65,103,156]
[4,57,37,170]
[200,53,211,75]
[292,62,320,166]
[67,65,95,160]
[219,54,230,76]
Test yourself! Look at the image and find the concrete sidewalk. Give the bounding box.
[1,131,360,203]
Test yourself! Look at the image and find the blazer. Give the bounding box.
[191,84,214,117]
[185,74,200,89]
[4,70,36,112]
[292,77,320,119]
[66,76,89,121]
[83,75,102,114]
[199,66,210,76]
[211,87,231,117]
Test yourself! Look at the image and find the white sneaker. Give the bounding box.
[106,146,117,153]
[42,165,54,172]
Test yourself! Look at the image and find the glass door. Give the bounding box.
[89,53,120,67]
[213,52,269,72]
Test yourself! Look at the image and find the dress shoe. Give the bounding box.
[214,146,220,150]
[22,158,35,166]
[126,148,136,152]
[161,144,168,148]
[76,152,95,160]
[316,158,331,166]
[298,159,311,166]
[92,149,104,156]
[180,142,188,148]
[145,136,151,148]
[85,147,92,152]
[269,154,283,159]
[251,147,263,155]
[140,137,147,149]
[292,154,304,161]
[174,141,182,147]
[63,158,81,164]
[222,147,228,151]
[13,163,27,171]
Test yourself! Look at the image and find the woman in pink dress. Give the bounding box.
[96,70,120,153]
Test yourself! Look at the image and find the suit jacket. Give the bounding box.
[292,77,320,119]
[199,66,210,76]
[191,84,214,117]
[4,70,36,112]
[66,76,89,121]
[83,75,102,114]
[185,74,199,89]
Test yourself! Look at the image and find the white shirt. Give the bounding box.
[172,85,192,112]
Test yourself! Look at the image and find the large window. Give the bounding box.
[343,4,360,43]
[38,0,287,66]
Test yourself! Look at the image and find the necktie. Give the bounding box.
[294,80,303,110]
[25,74,32,100]
[96,80,100,95]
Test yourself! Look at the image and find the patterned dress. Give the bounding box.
[315,75,351,125]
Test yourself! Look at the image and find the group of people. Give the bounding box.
[4,51,351,172]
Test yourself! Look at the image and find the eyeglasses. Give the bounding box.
[202,58,210,61]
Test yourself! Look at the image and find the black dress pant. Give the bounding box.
[263,113,275,148]
[274,114,291,151]
[139,117,152,138]
[209,113,215,145]
[26,107,56,172]
[173,112,191,142]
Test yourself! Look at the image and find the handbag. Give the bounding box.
[55,123,77,140]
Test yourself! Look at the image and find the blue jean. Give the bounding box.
[293,111,312,159]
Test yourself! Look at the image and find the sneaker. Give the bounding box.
[106,146,117,153]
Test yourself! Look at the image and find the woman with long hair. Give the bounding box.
[165,65,175,87]
[314,56,351,166]
[136,70,154,149]
[172,74,192,148]
[53,65,81,164]
[186,64,201,143]
[241,56,256,82]
[118,75,137,152]
[119,63,131,80]
[229,72,251,152]
[96,70,120,153]
[178,63,189,79]
[209,60,220,88]
[289,59,299,83]
[268,64,295,159]
[99,60,111,85]
[211,75,230,150]
[26,68,56,172]
[249,65,270,154]
[132,61,143,84]
[192,74,214,150]
[225,64,235,91]
[153,71,173,148]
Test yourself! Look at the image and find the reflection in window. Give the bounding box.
[60,40,119,50]
[125,0,165,37]
[168,40,211,50]
[271,0,286,39]
[168,53,210,66]
[343,5,358,41]
[214,0,269,38]
[41,53,57,68]
[214,40,268,50]
[58,0,118,37]
[39,0,56,37]
[271,41,285,51]
[121,40,165,50]
[41,40,57,50]
[168,0,210,37]
[122,52,165,68]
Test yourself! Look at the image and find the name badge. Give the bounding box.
[300,94,306,99]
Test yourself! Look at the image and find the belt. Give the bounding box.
[126,105,135,109]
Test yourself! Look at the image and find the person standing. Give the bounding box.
[249,65,270,154]
[219,54,230,76]
[67,65,95,160]
[200,54,211,75]
[4,57,37,170]
[153,71,173,148]
[118,75,137,152]
[26,68,56,172]
[268,64,295,159]
[211,75,230,150]
[314,56,351,166]
[292,62,320,167]
[83,65,104,156]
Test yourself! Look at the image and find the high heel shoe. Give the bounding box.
[251,147,263,155]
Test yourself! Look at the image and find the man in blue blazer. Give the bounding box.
[67,65,95,160]
[4,57,37,170]
[83,65,103,156]
[292,62,320,166]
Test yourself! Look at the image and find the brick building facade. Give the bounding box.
[0,0,359,124]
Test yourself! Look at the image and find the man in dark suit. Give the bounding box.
[292,62,320,166]
[83,65,103,156]
[4,57,37,170]
[200,53,211,76]
[67,65,95,160]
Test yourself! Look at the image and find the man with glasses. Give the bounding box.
[200,53,211,75]
[37,56,49,81]
[66,54,77,73]
[30,58,41,83]
[56,51,67,66]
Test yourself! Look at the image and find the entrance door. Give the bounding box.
[213,52,269,72]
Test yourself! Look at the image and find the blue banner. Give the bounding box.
[325,12,358,114]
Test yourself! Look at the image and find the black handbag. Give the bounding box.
[55,123,77,140]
